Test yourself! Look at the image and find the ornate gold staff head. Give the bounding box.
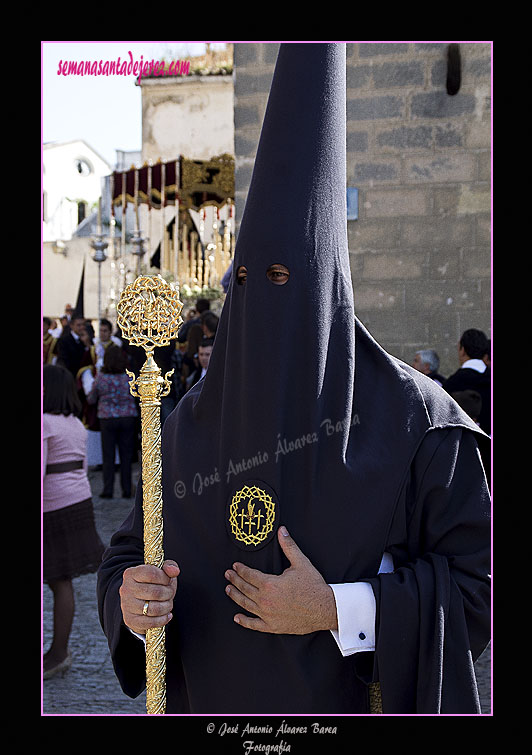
[116,274,183,354]
[117,274,184,406]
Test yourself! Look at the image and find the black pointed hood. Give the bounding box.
[195,42,354,461]
[156,43,483,713]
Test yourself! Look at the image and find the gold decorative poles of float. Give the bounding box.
[117,275,183,714]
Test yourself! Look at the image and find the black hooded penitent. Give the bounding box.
[98,43,490,714]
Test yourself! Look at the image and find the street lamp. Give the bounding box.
[90,197,109,322]
[90,232,108,322]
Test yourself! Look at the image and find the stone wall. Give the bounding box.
[233,42,491,376]
[140,74,234,163]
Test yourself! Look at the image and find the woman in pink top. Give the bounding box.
[43,365,104,679]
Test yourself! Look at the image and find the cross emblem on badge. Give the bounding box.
[228,484,277,548]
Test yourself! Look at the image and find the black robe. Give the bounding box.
[97,43,490,714]
[97,320,490,715]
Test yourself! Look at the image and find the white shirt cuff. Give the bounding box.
[329,551,394,657]
[329,582,376,655]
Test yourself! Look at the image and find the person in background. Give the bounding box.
[177,299,212,389]
[178,298,210,336]
[56,314,88,378]
[451,389,482,427]
[412,349,446,387]
[43,317,58,365]
[170,341,188,404]
[56,316,70,337]
[94,318,123,371]
[186,337,214,390]
[221,260,233,293]
[76,326,101,469]
[87,345,138,499]
[179,299,210,357]
[483,339,491,370]
[43,364,105,679]
[49,318,63,338]
[83,319,95,343]
[443,329,491,434]
[200,311,219,340]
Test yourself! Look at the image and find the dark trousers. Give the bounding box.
[99,416,136,497]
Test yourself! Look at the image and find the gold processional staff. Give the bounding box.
[117,275,183,715]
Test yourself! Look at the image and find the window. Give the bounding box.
[75,158,93,176]
[77,201,87,224]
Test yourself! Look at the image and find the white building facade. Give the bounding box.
[43,140,112,242]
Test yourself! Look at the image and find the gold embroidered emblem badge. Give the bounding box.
[227,481,279,550]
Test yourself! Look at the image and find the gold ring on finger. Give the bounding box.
[142,600,149,616]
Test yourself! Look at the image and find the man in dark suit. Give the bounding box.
[186,337,214,391]
[443,329,491,434]
[56,314,88,378]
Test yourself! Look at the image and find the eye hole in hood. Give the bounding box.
[236,264,290,286]
[266,264,290,285]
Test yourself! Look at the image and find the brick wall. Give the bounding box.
[233,42,491,377]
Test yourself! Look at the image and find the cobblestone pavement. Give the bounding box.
[42,462,491,715]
